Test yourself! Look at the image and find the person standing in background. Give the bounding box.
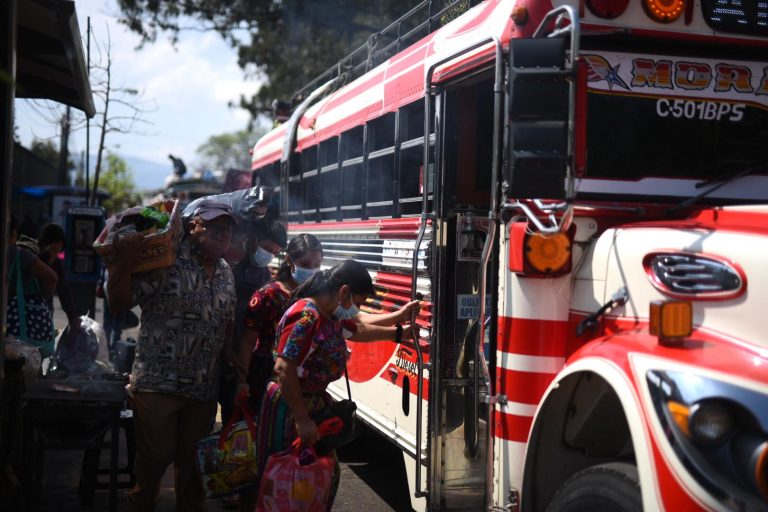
[37,223,80,329]
[5,215,59,358]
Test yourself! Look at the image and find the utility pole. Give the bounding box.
[57,105,71,185]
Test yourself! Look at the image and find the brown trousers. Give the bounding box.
[128,392,217,512]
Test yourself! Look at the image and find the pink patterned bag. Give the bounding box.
[255,434,336,512]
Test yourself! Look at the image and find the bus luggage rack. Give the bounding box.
[291,0,484,104]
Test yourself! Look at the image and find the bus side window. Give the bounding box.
[399,101,433,216]
[367,113,396,218]
[340,127,364,219]
[320,137,340,221]
[301,146,319,222]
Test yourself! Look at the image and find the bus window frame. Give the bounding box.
[279,99,436,222]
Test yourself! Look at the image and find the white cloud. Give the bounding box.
[14,0,265,189]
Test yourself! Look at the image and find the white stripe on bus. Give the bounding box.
[496,352,565,374]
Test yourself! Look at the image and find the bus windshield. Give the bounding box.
[582,51,768,197]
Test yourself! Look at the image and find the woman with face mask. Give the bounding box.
[229,234,322,510]
[250,259,417,511]
[220,221,288,425]
[235,234,324,407]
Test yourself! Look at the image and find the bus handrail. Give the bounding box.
[414,34,504,504]
[476,35,503,511]
[506,4,579,235]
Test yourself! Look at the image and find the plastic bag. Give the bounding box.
[80,315,111,364]
[255,439,335,512]
[182,186,275,225]
[4,335,42,387]
[49,316,109,376]
[196,401,260,499]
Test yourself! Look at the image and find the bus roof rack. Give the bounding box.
[290,0,484,105]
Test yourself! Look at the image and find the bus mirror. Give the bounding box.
[504,37,569,200]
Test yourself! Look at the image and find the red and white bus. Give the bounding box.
[250,0,768,510]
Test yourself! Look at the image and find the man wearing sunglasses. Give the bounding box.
[108,199,237,512]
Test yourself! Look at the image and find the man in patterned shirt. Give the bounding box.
[108,199,237,511]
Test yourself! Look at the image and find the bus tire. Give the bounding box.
[547,462,641,512]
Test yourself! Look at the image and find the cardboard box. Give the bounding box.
[93,199,182,274]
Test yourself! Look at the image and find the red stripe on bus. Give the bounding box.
[497,316,570,357]
[287,218,423,237]
[384,66,425,109]
[347,340,399,383]
[378,363,431,400]
[252,150,281,170]
[494,410,533,442]
[451,0,497,34]
[297,100,386,149]
[626,208,768,237]
[385,44,427,78]
[496,367,556,405]
[324,71,386,112]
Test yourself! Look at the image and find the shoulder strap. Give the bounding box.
[344,360,352,400]
[13,251,29,339]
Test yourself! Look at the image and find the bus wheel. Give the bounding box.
[547,462,641,512]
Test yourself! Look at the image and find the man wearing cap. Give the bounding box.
[108,199,238,512]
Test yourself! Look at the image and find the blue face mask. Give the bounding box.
[333,297,360,320]
[250,246,274,267]
[292,265,317,284]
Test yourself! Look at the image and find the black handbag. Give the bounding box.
[312,370,359,454]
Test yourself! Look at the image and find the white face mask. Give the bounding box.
[292,265,318,284]
[333,295,360,320]
[250,246,273,267]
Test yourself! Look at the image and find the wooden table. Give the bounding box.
[22,378,125,511]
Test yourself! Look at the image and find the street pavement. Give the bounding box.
[1,298,414,511]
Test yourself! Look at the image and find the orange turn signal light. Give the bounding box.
[666,400,691,438]
[650,300,692,344]
[511,5,529,25]
[643,0,685,23]
[525,232,572,274]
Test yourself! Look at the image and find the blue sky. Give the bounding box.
[14,0,265,190]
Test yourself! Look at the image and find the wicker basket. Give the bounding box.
[93,199,182,274]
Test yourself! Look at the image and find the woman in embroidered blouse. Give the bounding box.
[235,233,324,408]
[256,259,417,509]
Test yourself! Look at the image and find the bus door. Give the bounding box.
[428,73,495,510]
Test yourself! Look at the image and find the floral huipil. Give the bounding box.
[244,281,291,358]
[273,299,356,395]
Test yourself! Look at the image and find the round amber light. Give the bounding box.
[643,0,685,23]
[525,232,571,273]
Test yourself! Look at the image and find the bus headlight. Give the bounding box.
[688,399,735,447]
[647,370,768,508]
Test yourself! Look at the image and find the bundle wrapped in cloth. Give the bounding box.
[93,199,182,274]
[182,186,275,226]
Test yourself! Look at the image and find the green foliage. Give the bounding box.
[115,0,417,124]
[99,152,142,215]
[196,129,261,171]
[29,139,60,168]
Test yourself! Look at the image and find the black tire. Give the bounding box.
[547,462,642,512]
